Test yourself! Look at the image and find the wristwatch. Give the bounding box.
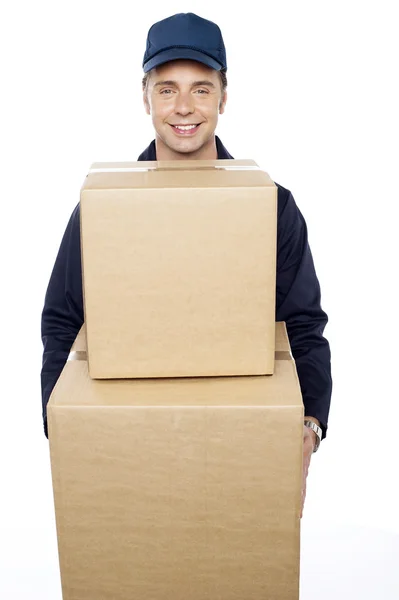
[304,420,322,453]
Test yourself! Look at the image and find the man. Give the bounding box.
[41,13,332,517]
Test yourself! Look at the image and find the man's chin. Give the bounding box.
[155,130,216,159]
[164,138,205,156]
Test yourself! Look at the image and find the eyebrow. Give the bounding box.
[153,80,216,89]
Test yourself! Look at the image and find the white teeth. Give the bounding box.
[174,124,197,130]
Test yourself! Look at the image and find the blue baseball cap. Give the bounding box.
[142,13,227,73]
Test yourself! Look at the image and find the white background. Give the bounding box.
[1,0,398,598]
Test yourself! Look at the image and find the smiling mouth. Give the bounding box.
[170,124,201,135]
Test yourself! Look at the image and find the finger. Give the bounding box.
[301,483,307,518]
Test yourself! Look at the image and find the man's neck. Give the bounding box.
[155,135,218,160]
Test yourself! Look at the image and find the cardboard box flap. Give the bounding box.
[275,321,293,354]
[50,361,302,408]
[71,322,290,355]
[81,159,275,191]
[70,324,86,352]
[50,323,301,409]
[89,159,259,171]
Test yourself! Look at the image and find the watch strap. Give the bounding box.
[304,420,322,453]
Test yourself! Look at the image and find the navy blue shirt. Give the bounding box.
[41,136,332,440]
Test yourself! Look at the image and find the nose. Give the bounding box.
[174,90,195,116]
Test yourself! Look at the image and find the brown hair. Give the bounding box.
[142,68,228,94]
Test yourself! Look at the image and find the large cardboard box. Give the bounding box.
[80,159,277,379]
[48,322,303,600]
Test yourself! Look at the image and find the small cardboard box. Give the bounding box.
[80,159,277,379]
[48,322,303,600]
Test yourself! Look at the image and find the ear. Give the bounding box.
[219,90,227,114]
[143,91,151,115]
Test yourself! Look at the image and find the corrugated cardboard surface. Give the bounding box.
[80,159,277,379]
[48,322,303,600]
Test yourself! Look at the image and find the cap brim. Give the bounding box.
[143,47,223,73]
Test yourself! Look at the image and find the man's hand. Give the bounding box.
[301,425,316,518]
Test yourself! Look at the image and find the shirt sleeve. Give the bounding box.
[275,184,332,440]
[40,203,84,438]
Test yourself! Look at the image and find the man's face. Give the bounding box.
[143,60,227,159]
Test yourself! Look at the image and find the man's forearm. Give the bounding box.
[275,188,332,441]
[40,203,84,436]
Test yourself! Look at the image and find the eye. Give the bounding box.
[195,89,209,95]
[160,89,173,95]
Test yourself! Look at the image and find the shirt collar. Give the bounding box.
[137,136,234,161]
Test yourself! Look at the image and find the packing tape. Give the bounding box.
[274,351,292,361]
[88,165,260,174]
[68,351,87,361]
[67,350,292,362]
